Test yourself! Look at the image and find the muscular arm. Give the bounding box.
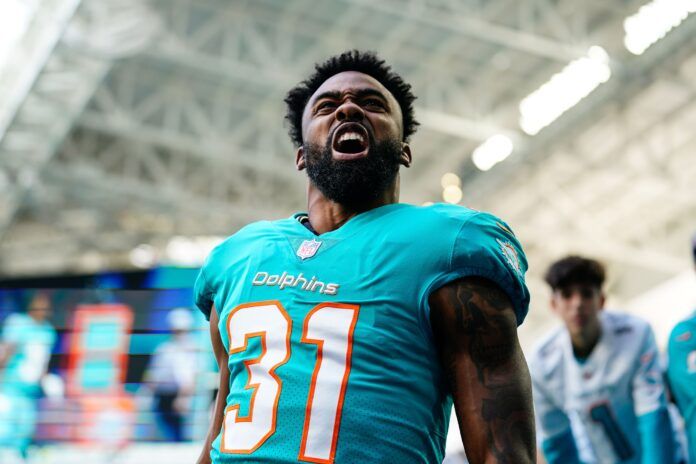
[197,305,230,464]
[429,276,535,464]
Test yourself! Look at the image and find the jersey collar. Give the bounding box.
[290,203,408,239]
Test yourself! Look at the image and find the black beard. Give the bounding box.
[303,136,402,207]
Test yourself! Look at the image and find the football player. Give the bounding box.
[195,50,535,463]
[666,234,696,462]
[0,292,57,459]
[530,256,675,463]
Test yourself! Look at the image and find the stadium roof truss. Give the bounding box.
[0,0,694,319]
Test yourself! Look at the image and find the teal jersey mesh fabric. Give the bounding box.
[667,310,696,463]
[194,203,529,463]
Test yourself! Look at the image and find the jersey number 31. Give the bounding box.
[222,300,359,463]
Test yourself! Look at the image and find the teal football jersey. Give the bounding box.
[0,313,56,396]
[194,203,529,463]
[667,310,696,462]
[0,312,56,454]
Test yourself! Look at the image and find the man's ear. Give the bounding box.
[599,292,606,310]
[296,146,306,171]
[400,143,412,168]
[549,294,559,314]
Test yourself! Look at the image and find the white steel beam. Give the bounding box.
[142,0,511,143]
[341,0,586,61]
[0,0,162,240]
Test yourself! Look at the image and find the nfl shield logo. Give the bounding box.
[297,239,322,260]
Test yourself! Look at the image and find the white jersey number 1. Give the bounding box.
[222,301,359,463]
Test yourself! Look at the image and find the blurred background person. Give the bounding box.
[530,256,675,464]
[667,234,696,462]
[145,307,197,442]
[0,292,57,460]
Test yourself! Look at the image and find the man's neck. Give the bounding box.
[570,324,601,359]
[305,179,399,235]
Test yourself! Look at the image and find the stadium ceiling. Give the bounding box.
[0,0,694,322]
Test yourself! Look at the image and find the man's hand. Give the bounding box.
[430,276,535,464]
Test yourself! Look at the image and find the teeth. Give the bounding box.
[338,132,365,143]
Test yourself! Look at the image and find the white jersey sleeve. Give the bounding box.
[532,374,572,438]
[529,330,584,463]
[530,333,572,441]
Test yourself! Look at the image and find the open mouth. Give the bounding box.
[331,123,369,160]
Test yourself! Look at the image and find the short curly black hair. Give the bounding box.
[544,255,606,291]
[284,50,419,147]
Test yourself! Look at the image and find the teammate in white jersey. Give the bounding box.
[530,256,676,463]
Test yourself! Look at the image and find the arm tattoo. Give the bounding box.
[431,277,535,464]
[452,284,516,383]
